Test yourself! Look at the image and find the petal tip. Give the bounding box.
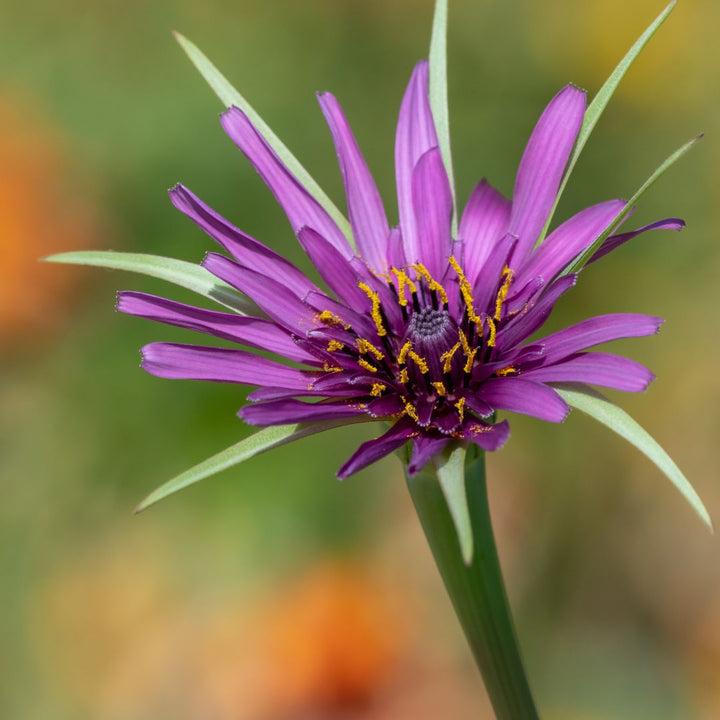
[566,81,589,97]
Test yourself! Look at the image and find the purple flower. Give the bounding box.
[117,61,683,479]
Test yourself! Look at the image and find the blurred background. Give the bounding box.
[1,0,719,718]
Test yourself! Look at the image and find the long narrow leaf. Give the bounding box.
[428,0,457,234]
[435,443,473,564]
[563,134,701,274]
[43,250,255,314]
[135,417,372,513]
[538,0,677,244]
[556,384,711,530]
[174,32,354,247]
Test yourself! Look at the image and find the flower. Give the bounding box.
[117,61,682,479]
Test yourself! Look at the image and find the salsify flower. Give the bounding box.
[48,4,712,717]
[116,61,682,479]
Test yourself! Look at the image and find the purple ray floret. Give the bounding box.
[118,61,684,478]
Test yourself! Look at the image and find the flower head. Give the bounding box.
[117,61,682,478]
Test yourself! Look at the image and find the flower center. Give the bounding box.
[313,256,516,432]
[409,306,450,341]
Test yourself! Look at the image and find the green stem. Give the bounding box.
[405,449,540,719]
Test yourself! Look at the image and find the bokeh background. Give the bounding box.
[2,0,719,718]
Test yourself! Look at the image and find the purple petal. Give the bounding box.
[523,352,655,391]
[537,314,663,365]
[249,370,374,400]
[240,398,366,426]
[366,395,406,417]
[141,342,313,388]
[458,419,510,452]
[498,274,577,350]
[508,85,586,266]
[588,218,685,265]
[386,227,407,268]
[462,393,494,418]
[297,226,368,308]
[117,291,317,364]
[202,253,317,333]
[220,107,352,258]
[169,185,319,299]
[410,147,453,276]
[304,290,377,339]
[433,407,462,435]
[459,179,512,283]
[337,418,415,478]
[317,92,390,271]
[408,435,449,475]
[478,377,569,422]
[472,234,516,313]
[504,275,544,316]
[395,62,439,265]
[246,384,368,401]
[517,199,625,284]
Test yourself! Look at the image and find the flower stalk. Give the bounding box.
[406,447,539,719]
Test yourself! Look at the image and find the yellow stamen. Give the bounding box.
[486,316,497,347]
[397,341,413,365]
[432,381,447,397]
[495,365,517,377]
[449,255,482,326]
[463,349,477,374]
[317,310,350,330]
[458,329,472,356]
[408,351,429,374]
[454,397,466,422]
[358,282,387,337]
[399,368,409,384]
[390,267,417,306]
[494,266,514,321]
[413,263,448,305]
[327,340,344,352]
[373,270,392,283]
[404,402,419,422]
[322,363,342,373]
[370,383,386,397]
[358,358,378,373]
[471,423,492,435]
[356,337,384,361]
[440,342,461,373]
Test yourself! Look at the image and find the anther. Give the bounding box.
[356,338,384,361]
[404,402,419,422]
[317,310,351,330]
[432,381,447,397]
[463,349,477,374]
[455,397,466,422]
[440,343,461,373]
[397,341,413,365]
[413,264,448,306]
[358,282,387,337]
[449,255,482,328]
[486,316,497,348]
[494,266,514,321]
[407,351,429,375]
[357,358,378,373]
